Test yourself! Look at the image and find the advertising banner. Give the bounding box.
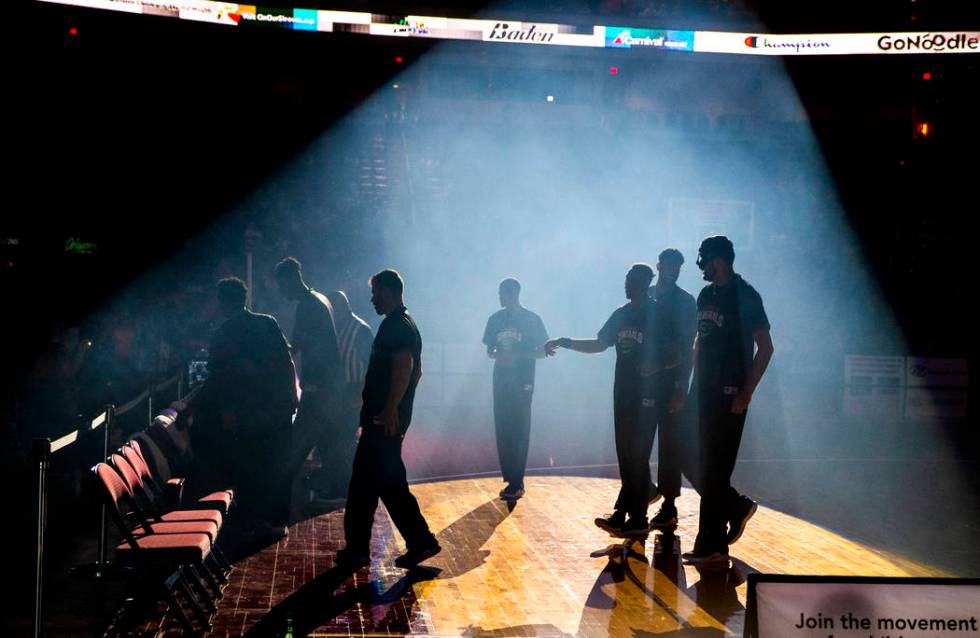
[33,0,980,56]
[906,357,969,388]
[605,27,695,51]
[695,30,980,55]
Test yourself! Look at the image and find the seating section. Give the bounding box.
[124,439,235,516]
[112,449,223,529]
[92,445,235,633]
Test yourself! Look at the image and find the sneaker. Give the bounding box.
[726,496,758,545]
[250,519,289,540]
[621,516,650,539]
[681,548,729,564]
[499,484,526,500]
[335,548,370,570]
[649,503,678,529]
[594,510,627,536]
[394,542,442,569]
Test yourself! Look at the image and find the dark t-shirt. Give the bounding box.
[482,306,549,385]
[206,310,298,423]
[654,283,697,371]
[360,306,422,433]
[598,298,663,403]
[292,289,343,393]
[696,274,770,394]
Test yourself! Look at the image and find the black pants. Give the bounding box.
[611,376,671,520]
[291,389,354,496]
[656,369,684,500]
[613,369,685,506]
[693,391,748,551]
[492,369,534,488]
[343,431,436,555]
[235,420,292,526]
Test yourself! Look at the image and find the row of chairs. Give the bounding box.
[91,439,235,633]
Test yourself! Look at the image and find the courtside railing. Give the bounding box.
[32,369,184,638]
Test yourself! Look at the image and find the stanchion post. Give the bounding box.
[147,383,154,428]
[97,404,115,574]
[70,404,131,580]
[245,251,254,310]
[33,438,51,638]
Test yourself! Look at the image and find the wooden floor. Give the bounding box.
[199,476,945,638]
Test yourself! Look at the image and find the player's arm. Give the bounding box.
[381,349,414,436]
[732,328,774,414]
[545,337,608,355]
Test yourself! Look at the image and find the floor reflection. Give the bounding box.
[575,532,758,637]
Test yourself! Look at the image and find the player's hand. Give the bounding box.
[379,406,400,437]
[731,390,752,414]
[668,387,686,414]
[544,339,562,356]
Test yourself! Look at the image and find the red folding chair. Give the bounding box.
[92,462,220,633]
[109,451,231,578]
[125,439,234,516]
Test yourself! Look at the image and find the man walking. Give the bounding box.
[684,236,773,563]
[546,264,666,538]
[337,269,440,569]
[274,257,346,499]
[648,249,697,530]
[196,277,297,536]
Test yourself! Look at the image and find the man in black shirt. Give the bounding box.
[275,257,347,499]
[483,278,550,501]
[337,269,440,570]
[683,236,773,564]
[648,248,698,530]
[546,264,667,537]
[194,277,298,534]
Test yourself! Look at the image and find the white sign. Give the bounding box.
[843,385,904,419]
[751,578,980,638]
[669,198,755,253]
[844,355,906,387]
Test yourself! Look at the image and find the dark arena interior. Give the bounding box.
[7,0,979,636]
